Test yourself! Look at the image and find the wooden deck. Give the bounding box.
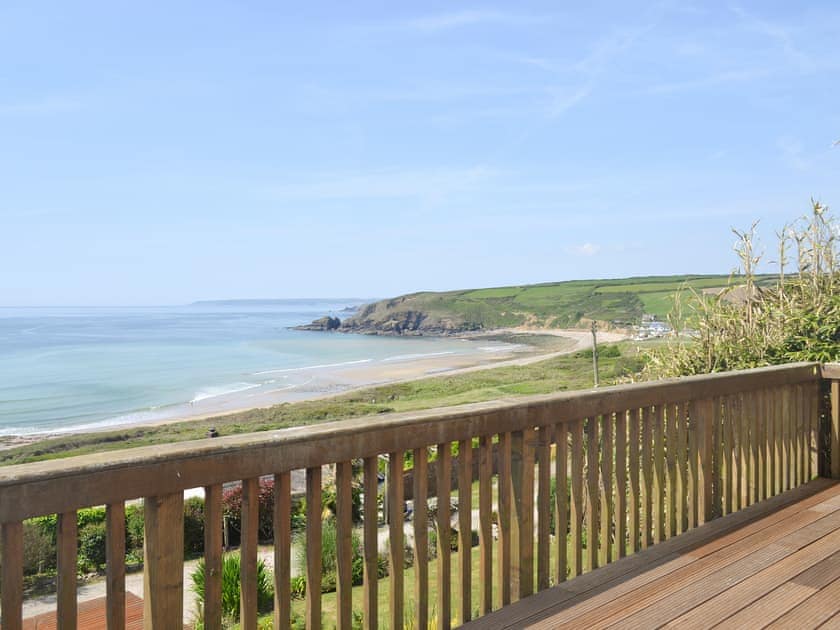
[466,478,840,629]
[18,592,143,629]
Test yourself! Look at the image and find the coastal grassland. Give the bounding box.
[0,342,646,466]
[346,274,767,334]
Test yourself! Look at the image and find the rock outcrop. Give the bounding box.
[294,315,341,331]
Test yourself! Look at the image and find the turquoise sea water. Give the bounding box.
[0,301,500,436]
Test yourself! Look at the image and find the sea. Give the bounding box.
[0,300,507,436]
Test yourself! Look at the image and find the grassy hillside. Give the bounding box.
[339,274,768,334]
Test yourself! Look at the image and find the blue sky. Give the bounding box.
[2,1,839,305]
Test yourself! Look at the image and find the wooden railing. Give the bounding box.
[0,362,834,629]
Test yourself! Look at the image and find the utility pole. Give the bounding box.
[591,321,599,388]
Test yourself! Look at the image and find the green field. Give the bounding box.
[348,274,769,333]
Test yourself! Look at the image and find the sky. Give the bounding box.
[1,1,839,306]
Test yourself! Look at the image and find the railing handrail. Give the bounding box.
[0,361,822,523]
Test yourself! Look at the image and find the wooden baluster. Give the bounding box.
[106,502,126,630]
[511,428,534,601]
[599,414,613,565]
[676,403,687,534]
[666,404,678,534]
[652,406,665,544]
[756,392,766,502]
[719,398,730,515]
[797,384,806,486]
[414,447,429,629]
[437,443,452,629]
[57,511,78,629]
[144,492,184,629]
[628,409,640,552]
[305,467,322,630]
[570,421,584,577]
[748,392,758,504]
[1,521,23,630]
[273,473,291,630]
[764,390,774,497]
[782,387,791,491]
[694,398,714,525]
[585,417,600,571]
[641,408,653,546]
[478,436,493,615]
[389,452,405,630]
[497,432,511,606]
[775,388,784,495]
[536,428,551,591]
[363,457,379,630]
[458,439,472,621]
[687,401,699,528]
[614,412,627,557]
[336,461,354,630]
[730,396,740,510]
[241,478,259,629]
[555,423,570,578]
[713,396,723,519]
[831,379,840,479]
[203,485,223,630]
[740,393,750,507]
[809,381,819,479]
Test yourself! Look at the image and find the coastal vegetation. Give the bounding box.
[646,201,839,377]
[299,274,767,335]
[0,342,644,466]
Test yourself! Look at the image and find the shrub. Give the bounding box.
[183,496,205,555]
[191,552,273,622]
[78,522,107,571]
[222,479,275,546]
[125,504,145,554]
[22,520,56,574]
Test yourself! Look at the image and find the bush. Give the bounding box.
[183,496,205,555]
[125,504,145,555]
[191,552,273,622]
[222,479,275,546]
[22,520,56,574]
[78,522,107,571]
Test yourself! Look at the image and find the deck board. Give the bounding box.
[463,478,840,630]
[17,592,144,629]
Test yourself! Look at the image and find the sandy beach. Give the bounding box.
[0,328,626,452]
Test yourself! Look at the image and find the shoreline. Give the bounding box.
[0,328,627,452]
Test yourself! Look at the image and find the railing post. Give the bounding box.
[1,521,24,630]
[694,398,715,524]
[143,492,184,629]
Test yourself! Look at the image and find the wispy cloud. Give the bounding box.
[777,136,809,171]
[731,5,815,71]
[644,68,768,94]
[260,166,496,202]
[401,10,549,33]
[567,242,601,256]
[0,96,83,116]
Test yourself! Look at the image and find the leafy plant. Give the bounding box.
[78,522,107,571]
[191,552,273,623]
